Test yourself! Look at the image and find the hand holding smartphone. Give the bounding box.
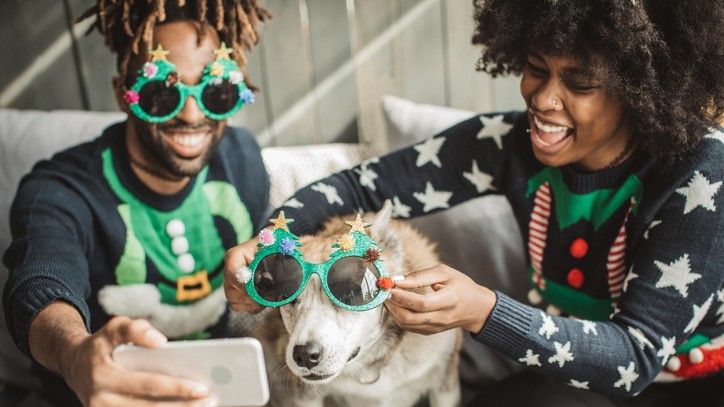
[113,337,269,406]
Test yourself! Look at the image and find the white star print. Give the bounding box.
[311,182,344,205]
[283,197,304,209]
[705,128,724,145]
[623,267,639,293]
[675,171,722,214]
[354,163,378,191]
[390,196,412,218]
[463,160,496,193]
[627,327,654,350]
[716,288,724,324]
[568,379,590,390]
[643,220,661,239]
[614,362,639,392]
[657,336,677,364]
[609,302,622,319]
[548,341,574,368]
[477,114,512,149]
[654,254,701,298]
[413,182,452,212]
[684,294,714,333]
[538,312,559,340]
[580,320,598,335]
[414,137,445,167]
[518,349,542,366]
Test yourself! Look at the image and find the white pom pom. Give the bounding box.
[166,219,185,238]
[177,253,195,273]
[689,348,704,364]
[527,289,543,305]
[171,236,189,255]
[236,266,252,284]
[666,356,681,372]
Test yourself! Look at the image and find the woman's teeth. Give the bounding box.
[533,116,570,133]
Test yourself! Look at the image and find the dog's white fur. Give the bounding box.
[252,202,462,406]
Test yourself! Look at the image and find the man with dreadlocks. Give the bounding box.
[3,0,270,405]
[225,0,724,405]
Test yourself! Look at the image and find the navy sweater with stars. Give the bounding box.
[274,112,724,396]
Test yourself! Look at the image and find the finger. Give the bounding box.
[394,266,449,289]
[103,369,211,400]
[105,317,167,348]
[385,304,452,335]
[388,288,456,312]
[93,390,218,406]
[226,288,264,313]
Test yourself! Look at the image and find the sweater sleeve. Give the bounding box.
[475,167,724,397]
[2,173,93,360]
[274,113,520,235]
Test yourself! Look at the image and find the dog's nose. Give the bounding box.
[293,341,323,369]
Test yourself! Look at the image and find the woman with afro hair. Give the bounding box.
[225,0,723,405]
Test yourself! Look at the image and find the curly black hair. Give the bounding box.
[77,0,271,89]
[472,0,723,163]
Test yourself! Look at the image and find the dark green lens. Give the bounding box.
[327,257,381,306]
[201,79,240,115]
[254,254,304,303]
[138,80,180,117]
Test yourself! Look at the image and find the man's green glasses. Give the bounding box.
[124,43,254,123]
[239,212,394,312]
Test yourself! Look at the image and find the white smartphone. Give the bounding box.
[113,337,269,406]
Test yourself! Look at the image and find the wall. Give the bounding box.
[0,0,525,148]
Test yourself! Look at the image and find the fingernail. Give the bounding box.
[144,330,167,345]
[392,275,405,282]
[199,396,218,407]
[191,384,209,397]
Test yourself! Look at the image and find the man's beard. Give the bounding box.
[133,119,223,178]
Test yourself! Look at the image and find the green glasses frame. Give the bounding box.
[244,216,391,312]
[124,44,253,123]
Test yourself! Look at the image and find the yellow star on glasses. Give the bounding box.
[148,44,170,62]
[269,211,294,231]
[213,42,233,60]
[345,214,371,235]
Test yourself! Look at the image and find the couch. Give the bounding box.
[0,96,527,402]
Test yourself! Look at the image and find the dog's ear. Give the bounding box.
[370,201,404,271]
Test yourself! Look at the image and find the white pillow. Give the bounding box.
[382,95,477,149]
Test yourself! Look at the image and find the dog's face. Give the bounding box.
[279,203,403,384]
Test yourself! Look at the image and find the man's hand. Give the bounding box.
[30,302,217,406]
[384,264,497,335]
[223,238,264,313]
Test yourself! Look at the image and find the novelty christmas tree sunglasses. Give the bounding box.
[124,43,255,123]
[237,213,396,311]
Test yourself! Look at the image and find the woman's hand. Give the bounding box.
[223,238,264,313]
[384,264,497,335]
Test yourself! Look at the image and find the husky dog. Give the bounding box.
[253,203,462,407]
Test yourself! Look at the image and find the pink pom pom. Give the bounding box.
[123,90,139,104]
[142,62,158,78]
[258,228,275,246]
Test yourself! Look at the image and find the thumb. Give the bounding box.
[394,266,448,289]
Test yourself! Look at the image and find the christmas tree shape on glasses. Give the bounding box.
[238,212,396,311]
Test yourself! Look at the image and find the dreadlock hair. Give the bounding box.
[78,0,271,90]
[471,0,724,164]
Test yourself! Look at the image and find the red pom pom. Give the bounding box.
[569,238,588,259]
[376,276,394,290]
[567,268,585,289]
